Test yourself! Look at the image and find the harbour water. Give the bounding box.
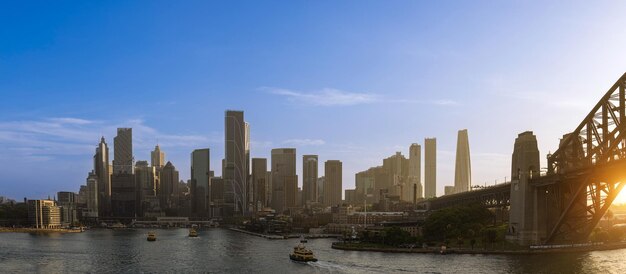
[1,228,626,273]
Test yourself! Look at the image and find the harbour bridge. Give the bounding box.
[420,72,626,245]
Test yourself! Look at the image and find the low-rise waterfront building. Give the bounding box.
[28,199,61,229]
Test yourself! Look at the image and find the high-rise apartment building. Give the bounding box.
[94,137,111,216]
[302,155,318,206]
[409,143,422,200]
[454,129,471,194]
[271,148,297,213]
[324,160,342,207]
[191,148,210,216]
[224,110,247,215]
[251,158,267,211]
[424,138,437,198]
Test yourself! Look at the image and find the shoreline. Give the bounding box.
[331,241,626,255]
[228,228,340,240]
[0,227,83,234]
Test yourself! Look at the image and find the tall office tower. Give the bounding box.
[113,128,133,174]
[244,122,251,211]
[111,128,136,217]
[151,145,165,168]
[209,176,225,217]
[454,129,472,194]
[135,161,157,217]
[271,148,297,213]
[317,176,325,203]
[191,148,210,216]
[224,110,247,215]
[251,158,267,211]
[424,138,437,198]
[324,160,342,207]
[265,171,272,207]
[302,155,318,206]
[409,143,422,200]
[94,137,111,217]
[85,171,99,218]
[159,161,179,211]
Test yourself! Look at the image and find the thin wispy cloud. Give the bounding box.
[263,87,459,107]
[282,138,326,146]
[263,87,379,106]
[0,117,217,162]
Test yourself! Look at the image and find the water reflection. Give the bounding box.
[1,229,626,273]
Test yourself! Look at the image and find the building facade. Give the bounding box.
[224,110,247,215]
[424,138,437,198]
[94,137,111,217]
[28,200,61,229]
[324,160,342,207]
[408,143,422,201]
[111,128,136,218]
[251,158,267,211]
[454,129,472,194]
[191,148,210,216]
[302,155,318,206]
[271,148,297,213]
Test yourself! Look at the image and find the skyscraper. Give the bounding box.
[191,148,210,216]
[111,128,136,217]
[245,122,251,211]
[113,128,133,174]
[135,161,157,217]
[454,129,471,194]
[409,143,422,200]
[94,137,111,216]
[302,155,318,206]
[159,161,179,211]
[85,171,99,218]
[424,138,437,198]
[151,145,165,168]
[271,148,297,213]
[317,176,325,203]
[324,160,342,207]
[251,158,267,211]
[224,110,247,215]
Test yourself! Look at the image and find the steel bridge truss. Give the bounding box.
[544,73,626,243]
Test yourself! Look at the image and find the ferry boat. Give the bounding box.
[189,227,198,237]
[289,243,318,262]
[147,232,157,241]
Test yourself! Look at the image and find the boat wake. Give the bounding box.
[308,261,387,274]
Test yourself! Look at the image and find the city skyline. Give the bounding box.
[3,1,626,202]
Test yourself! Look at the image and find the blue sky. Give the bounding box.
[2,1,626,200]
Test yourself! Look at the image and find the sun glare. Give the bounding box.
[614,188,626,205]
